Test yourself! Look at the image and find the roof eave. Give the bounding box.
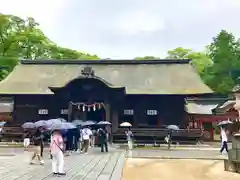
[20,59,191,65]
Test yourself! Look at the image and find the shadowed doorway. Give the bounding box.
[70,102,106,123]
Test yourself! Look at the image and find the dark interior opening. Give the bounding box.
[147,115,158,127]
[119,115,134,125]
[86,108,106,122]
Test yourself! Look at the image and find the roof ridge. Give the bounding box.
[20,59,191,65]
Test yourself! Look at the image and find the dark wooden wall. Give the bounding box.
[119,95,186,127]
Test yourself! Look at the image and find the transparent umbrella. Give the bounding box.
[22,122,36,129]
[46,118,66,127]
[49,122,76,130]
[72,120,84,126]
[34,120,47,128]
[82,120,96,126]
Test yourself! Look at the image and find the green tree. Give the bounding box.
[134,56,160,60]
[166,47,192,59]
[166,47,212,74]
[204,30,240,94]
[0,13,100,81]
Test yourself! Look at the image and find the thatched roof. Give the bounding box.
[185,98,218,114]
[0,59,213,95]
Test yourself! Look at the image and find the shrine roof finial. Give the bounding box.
[81,66,95,77]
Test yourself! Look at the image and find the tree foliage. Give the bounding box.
[134,56,160,60]
[0,13,99,80]
[203,30,240,94]
[136,30,240,94]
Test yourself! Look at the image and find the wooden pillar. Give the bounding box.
[68,102,72,122]
[111,108,118,133]
[105,103,110,122]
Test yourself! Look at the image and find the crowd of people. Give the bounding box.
[23,125,110,176]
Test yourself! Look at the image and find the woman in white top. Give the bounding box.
[220,127,228,153]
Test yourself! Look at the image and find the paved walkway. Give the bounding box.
[0,146,229,180]
[0,148,125,180]
[127,149,228,160]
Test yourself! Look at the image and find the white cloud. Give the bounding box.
[116,11,165,35]
[0,0,66,39]
[1,0,240,58]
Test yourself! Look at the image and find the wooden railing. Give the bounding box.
[112,128,202,144]
[0,126,24,142]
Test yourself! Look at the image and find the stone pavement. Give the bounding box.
[127,149,228,160]
[0,148,125,180]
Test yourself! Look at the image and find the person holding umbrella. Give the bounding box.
[220,126,229,154]
[50,129,66,176]
[120,122,133,150]
[98,127,108,153]
[218,120,232,154]
[166,125,179,150]
[125,128,133,150]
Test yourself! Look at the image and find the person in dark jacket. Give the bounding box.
[98,127,108,153]
[73,128,80,151]
[39,127,44,157]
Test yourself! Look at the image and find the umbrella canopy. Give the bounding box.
[82,120,96,126]
[72,119,84,126]
[49,122,76,130]
[218,120,233,126]
[120,122,132,127]
[46,118,66,126]
[166,125,179,131]
[22,122,36,129]
[97,121,111,125]
[34,120,47,128]
[0,121,6,126]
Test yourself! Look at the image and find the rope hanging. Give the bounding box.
[70,101,105,112]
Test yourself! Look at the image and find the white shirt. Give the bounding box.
[221,128,228,142]
[81,128,92,140]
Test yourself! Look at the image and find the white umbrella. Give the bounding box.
[97,121,111,125]
[120,122,132,127]
[217,120,233,126]
[166,125,179,131]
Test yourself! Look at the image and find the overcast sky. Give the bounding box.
[1,0,240,58]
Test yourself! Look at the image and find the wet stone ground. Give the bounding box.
[0,146,230,180]
[0,148,125,180]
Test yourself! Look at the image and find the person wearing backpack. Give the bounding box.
[98,127,108,153]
